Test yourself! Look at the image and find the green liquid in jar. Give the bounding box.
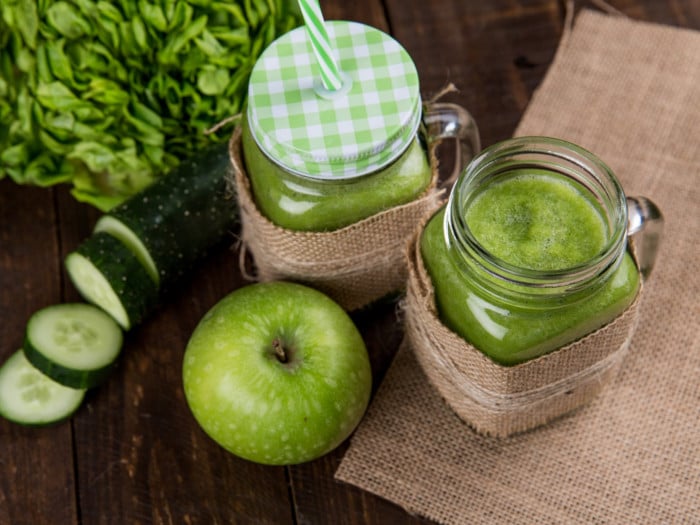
[421,171,640,365]
[466,172,608,270]
[241,120,432,232]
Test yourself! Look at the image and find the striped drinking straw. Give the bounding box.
[297,0,344,91]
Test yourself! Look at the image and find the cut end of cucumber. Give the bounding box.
[65,252,131,330]
[94,215,159,285]
[0,350,85,426]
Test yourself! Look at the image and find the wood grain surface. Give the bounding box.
[1,1,698,524]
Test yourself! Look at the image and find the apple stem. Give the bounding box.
[272,338,288,364]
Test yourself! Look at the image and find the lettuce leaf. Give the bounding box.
[0,0,301,210]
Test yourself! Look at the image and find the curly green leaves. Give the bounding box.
[0,0,301,210]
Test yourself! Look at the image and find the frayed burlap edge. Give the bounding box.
[228,125,444,311]
[403,214,643,437]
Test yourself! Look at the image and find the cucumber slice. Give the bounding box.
[94,215,159,284]
[65,232,159,330]
[93,142,237,290]
[0,350,85,426]
[23,303,123,389]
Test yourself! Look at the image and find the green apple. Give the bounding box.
[182,281,372,465]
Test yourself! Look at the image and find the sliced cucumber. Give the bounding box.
[0,350,85,426]
[23,303,123,389]
[94,214,159,284]
[93,141,237,289]
[65,232,159,330]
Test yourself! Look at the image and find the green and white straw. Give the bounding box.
[297,0,343,91]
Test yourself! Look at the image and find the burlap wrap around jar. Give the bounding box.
[228,125,444,311]
[403,220,644,438]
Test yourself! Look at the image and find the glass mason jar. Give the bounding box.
[420,137,663,366]
[241,21,480,232]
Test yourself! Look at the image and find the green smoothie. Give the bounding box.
[466,173,608,271]
[421,171,640,365]
[242,121,432,232]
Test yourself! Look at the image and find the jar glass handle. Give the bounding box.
[423,102,481,188]
[626,196,663,279]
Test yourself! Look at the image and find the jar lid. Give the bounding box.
[246,21,421,180]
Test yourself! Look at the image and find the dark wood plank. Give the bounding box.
[51,186,295,524]
[385,0,565,149]
[387,0,700,149]
[323,0,390,30]
[0,180,79,525]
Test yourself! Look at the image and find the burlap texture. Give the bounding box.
[228,126,444,311]
[336,9,700,524]
[404,221,642,437]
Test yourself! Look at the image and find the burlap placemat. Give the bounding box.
[335,9,700,524]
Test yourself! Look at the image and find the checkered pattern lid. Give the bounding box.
[247,21,421,180]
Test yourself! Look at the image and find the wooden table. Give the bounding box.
[2,1,698,523]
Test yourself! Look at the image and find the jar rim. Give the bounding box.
[445,136,629,296]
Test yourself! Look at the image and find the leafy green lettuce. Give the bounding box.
[0,0,300,210]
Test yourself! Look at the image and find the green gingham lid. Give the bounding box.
[247,21,421,180]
